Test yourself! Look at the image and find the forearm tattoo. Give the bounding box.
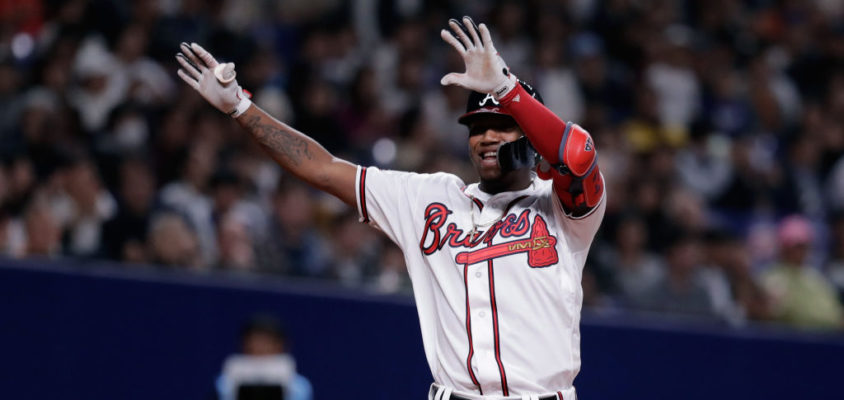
[241,114,314,166]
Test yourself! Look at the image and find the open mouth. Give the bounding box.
[480,151,498,167]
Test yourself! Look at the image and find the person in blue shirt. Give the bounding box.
[216,314,312,400]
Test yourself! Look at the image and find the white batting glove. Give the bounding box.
[440,17,518,99]
[175,42,252,118]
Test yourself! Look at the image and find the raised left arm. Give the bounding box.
[440,17,604,217]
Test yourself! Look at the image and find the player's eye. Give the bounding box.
[468,125,486,136]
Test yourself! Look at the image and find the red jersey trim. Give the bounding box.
[359,167,369,223]
[488,258,509,396]
[463,264,482,393]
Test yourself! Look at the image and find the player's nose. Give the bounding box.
[478,128,505,143]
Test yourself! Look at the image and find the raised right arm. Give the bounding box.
[175,43,357,206]
[235,106,357,205]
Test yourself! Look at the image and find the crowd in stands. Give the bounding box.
[1,0,844,330]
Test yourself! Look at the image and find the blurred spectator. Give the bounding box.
[2,156,37,216]
[68,36,128,132]
[622,85,685,153]
[216,212,256,271]
[664,187,709,236]
[595,213,665,306]
[290,77,347,154]
[644,25,700,133]
[826,154,844,212]
[747,53,802,134]
[699,230,748,325]
[626,177,674,253]
[826,213,844,299]
[337,66,395,150]
[328,211,379,287]
[394,107,440,171]
[49,157,117,257]
[101,158,156,263]
[674,125,732,202]
[0,61,22,135]
[113,23,176,106]
[778,133,825,218]
[372,18,428,116]
[633,233,720,320]
[209,169,267,242]
[489,1,532,77]
[256,178,330,276]
[22,196,62,257]
[761,215,843,329]
[147,212,201,269]
[158,141,218,266]
[532,36,584,124]
[97,103,151,156]
[371,241,411,294]
[706,231,772,323]
[215,314,312,400]
[421,83,469,156]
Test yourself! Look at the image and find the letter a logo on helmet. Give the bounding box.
[479,93,499,107]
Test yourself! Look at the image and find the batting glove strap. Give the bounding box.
[229,93,252,118]
[492,69,518,100]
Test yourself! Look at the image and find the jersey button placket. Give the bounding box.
[466,263,496,393]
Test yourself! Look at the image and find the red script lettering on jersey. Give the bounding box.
[419,203,557,267]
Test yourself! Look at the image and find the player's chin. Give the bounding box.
[476,165,503,181]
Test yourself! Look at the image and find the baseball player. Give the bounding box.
[176,16,604,400]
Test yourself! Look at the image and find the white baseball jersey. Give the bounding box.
[355,166,605,398]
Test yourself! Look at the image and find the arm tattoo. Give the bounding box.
[242,115,314,166]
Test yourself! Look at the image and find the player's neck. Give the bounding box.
[478,169,532,194]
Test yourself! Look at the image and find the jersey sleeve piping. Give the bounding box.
[356,166,370,223]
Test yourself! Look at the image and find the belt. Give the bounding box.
[429,384,564,400]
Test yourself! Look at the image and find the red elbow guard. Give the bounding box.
[553,123,603,216]
[559,122,596,177]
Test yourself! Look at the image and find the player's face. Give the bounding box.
[467,114,527,189]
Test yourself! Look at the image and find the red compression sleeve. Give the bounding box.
[497,84,566,164]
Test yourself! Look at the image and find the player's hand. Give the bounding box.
[440,16,518,99]
[175,42,251,117]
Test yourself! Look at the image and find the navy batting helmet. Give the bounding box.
[457,80,544,126]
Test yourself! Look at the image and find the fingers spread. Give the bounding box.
[448,19,474,51]
[179,42,204,69]
[176,53,202,79]
[441,29,467,54]
[190,42,219,68]
[463,16,482,48]
[177,69,200,90]
[479,23,495,51]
